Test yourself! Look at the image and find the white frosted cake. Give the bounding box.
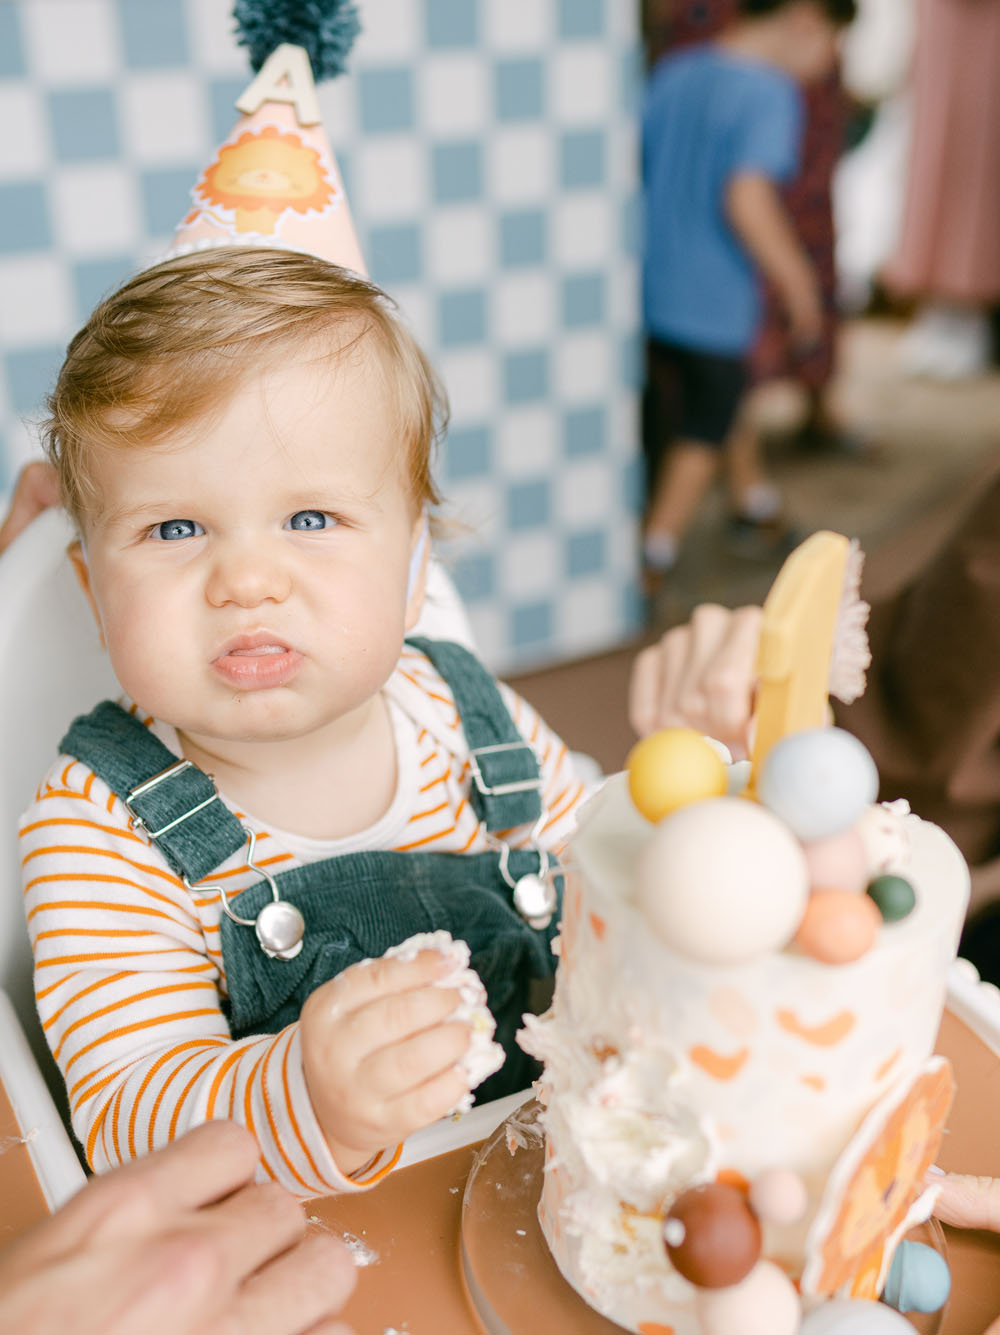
[518,536,969,1334]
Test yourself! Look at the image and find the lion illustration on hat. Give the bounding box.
[191,125,337,236]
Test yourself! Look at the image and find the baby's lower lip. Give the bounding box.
[212,647,304,689]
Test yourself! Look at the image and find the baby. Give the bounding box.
[21,247,584,1195]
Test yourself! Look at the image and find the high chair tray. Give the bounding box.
[313,1004,1000,1335]
[2,983,999,1333]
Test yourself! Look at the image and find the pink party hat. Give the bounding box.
[164,10,366,276]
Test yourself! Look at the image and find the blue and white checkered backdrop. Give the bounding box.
[0,0,642,671]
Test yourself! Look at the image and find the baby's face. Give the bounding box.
[74,343,425,750]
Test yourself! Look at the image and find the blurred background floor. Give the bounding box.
[509,313,1000,773]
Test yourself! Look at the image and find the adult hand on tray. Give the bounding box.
[933,1171,1000,1335]
[0,1119,357,1335]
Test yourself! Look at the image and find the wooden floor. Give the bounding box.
[508,316,1000,773]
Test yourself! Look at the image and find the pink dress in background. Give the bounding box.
[885,0,1000,304]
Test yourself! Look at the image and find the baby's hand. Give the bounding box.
[299,950,479,1177]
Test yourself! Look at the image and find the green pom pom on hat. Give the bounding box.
[233,0,361,80]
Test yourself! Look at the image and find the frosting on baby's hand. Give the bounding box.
[383,930,505,1115]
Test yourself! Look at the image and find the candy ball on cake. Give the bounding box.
[662,1183,761,1288]
[626,726,727,822]
[799,1299,915,1332]
[635,796,809,964]
[866,873,917,923]
[795,889,881,964]
[802,826,870,894]
[759,728,879,841]
[882,1239,951,1313]
[693,1259,800,1335]
[749,1168,809,1225]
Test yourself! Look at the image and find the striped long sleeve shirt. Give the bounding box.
[20,644,586,1197]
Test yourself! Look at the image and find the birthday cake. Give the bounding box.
[518,534,969,1334]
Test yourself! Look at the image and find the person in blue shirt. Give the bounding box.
[641,0,856,581]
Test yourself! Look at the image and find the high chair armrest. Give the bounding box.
[0,989,86,1211]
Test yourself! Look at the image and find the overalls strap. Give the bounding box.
[58,642,560,1099]
[405,637,543,832]
[59,700,247,884]
[59,640,543,883]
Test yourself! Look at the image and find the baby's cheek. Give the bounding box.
[101,605,180,703]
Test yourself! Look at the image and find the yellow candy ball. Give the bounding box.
[626,727,727,822]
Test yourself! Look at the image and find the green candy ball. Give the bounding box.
[866,873,916,922]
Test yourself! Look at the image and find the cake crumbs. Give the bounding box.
[306,1219,378,1267]
[0,1127,37,1154]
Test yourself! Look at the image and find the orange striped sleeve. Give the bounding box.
[19,755,382,1198]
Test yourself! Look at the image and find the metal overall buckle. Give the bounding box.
[124,765,304,961]
[484,811,559,931]
[469,741,557,929]
[184,829,306,961]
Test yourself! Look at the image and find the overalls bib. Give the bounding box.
[60,638,562,1103]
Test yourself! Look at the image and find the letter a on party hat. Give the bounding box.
[164,0,366,276]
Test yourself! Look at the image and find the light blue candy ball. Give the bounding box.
[882,1240,951,1314]
[758,728,879,842]
[800,1299,914,1333]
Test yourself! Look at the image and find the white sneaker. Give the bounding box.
[897,304,992,380]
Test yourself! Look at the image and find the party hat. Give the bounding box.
[163,1,366,276]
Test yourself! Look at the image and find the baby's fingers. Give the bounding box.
[314,950,454,1023]
[382,1060,476,1141]
[339,982,469,1069]
[361,1020,473,1104]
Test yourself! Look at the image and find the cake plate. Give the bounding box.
[460,1100,944,1335]
[460,1099,628,1334]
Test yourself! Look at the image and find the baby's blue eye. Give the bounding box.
[154,519,204,541]
[286,510,336,531]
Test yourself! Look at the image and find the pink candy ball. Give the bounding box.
[749,1169,809,1226]
[694,1259,800,1335]
[802,827,869,894]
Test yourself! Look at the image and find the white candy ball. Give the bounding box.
[759,729,879,842]
[800,1298,914,1333]
[694,1259,800,1335]
[636,797,809,965]
[750,1168,809,1225]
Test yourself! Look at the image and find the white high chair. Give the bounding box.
[0,507,484,1090]
[0,509,116,1095]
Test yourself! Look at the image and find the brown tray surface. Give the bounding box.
[0,1073,51,1250]
[318,1010,1000,1335]
[0,1008,997,1333]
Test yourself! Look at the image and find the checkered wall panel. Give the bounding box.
[0,0,642,671]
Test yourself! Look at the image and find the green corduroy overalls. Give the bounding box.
[60,638,563,1103]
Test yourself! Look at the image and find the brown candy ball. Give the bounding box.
[662,1184,762,1289]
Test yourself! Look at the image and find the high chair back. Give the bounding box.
[0,507,116,1101]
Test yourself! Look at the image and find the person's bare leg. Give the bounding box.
[643,439,719,569]
[724,409,772,514]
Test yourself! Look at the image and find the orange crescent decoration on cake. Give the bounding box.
[716,1167,751,1193]
[875,1048,902,1082]
[801,1074,827,1091]
[638,1324,677,1335]
[689,1045,750,1080]
[777,1008,856,1047]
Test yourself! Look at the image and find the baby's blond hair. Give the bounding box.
[43,247,446,524]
